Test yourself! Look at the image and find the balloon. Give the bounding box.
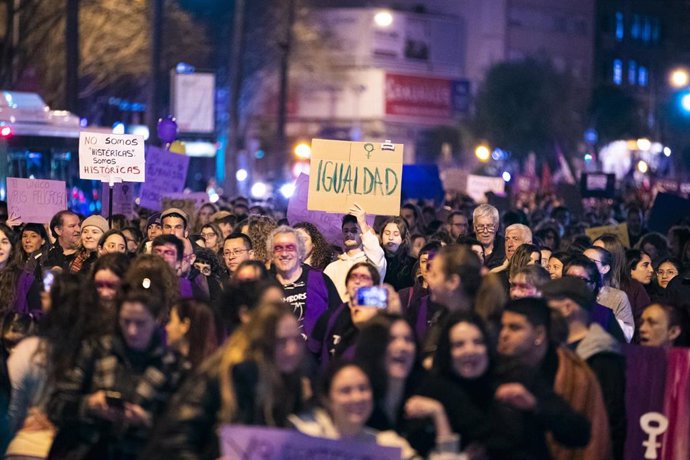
[169,140,186,154]
[157,116,178,144]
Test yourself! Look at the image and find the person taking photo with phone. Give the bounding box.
[309,262,398,369]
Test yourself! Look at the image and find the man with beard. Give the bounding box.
[269,225,340,338]
[45,210,82,270]
[324,204,386,301]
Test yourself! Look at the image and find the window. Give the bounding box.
[629,60,637,85]
[639,66,648,87]
[615,11,624,41]
[613,59,623,85]
[642,17,651,43]
[631,14,641,40]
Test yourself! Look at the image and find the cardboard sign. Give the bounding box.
[288,174,374,246]
[101,182,135,219]
[79,132,146,182]
[138,147,190,211]
[585,222,630,248]
[466,174,505,203]
[308,139,403,216]
[7,177,66,224]
[624,346,690,460]
[163,192,209,210]
[219,425,401,460]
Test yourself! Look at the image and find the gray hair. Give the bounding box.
[266,225,306,261]
[505,224,533,244]
[473,204,499,226]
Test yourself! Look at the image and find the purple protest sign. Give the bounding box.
[219,425,401,460]
[101,182,136,219]
[624,345,690,460]
[138,146,190,211]
[7,177,66,224]
[287,173,375,246]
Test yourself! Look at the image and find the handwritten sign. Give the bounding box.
[219,425,401,460]
[466,174,505,203]
[7,177,66,224]
[138,147,190,211]
[288,174,374,246]
[308,139,403,216]
[585,222,630,248]
[624,346,690,460]
[79,132,145,182]
[440,168,468,193]
[101,182,135,219]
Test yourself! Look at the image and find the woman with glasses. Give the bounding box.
[563,255,627,343]
[308,262,384,369]
[650,257,683,303]
[199,223,223,255]
[584,246,636,342]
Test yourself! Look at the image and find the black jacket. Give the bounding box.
[416,359,591,459]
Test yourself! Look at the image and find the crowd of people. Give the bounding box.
[0,188,687,460]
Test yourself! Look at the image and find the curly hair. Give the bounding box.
[293,222,335,270]
[240,215,277,263]
[194,246,227,281]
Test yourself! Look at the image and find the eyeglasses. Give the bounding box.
[273,244,297,254]
[194,263,212,276]
[474,224,495,233]
[348,273,372,282]
[224,249,249,258]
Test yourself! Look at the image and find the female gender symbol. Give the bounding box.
[363,143,374,159]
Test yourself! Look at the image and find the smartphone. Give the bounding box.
[42,271,55,293]
[356,286,388,309]
[104,391,125,409]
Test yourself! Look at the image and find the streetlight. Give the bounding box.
[670,68,690,88]
[293,142,311,159]
[374,10,394,28]
[475,144,490,162]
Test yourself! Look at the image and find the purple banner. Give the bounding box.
[220,425,400,460]
[138,147,190,211]
[624,345,690,460]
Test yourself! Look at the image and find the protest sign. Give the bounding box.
[101,182,135,219]
[624,345,690,460]
[79,132,145,182]
[466,174,505,203]
[7,177,66,224]
[585,222,630,248]
[440,167,468,193]
[138,147,190,211]
[580,172,615,198]
[219,425,401,460]
[308,139,403,216]
[288,174,374,246]
[648,192,690,234]
[163,192,209,209]
[401,165,444,203]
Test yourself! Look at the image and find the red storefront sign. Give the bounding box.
[385,73,453,118]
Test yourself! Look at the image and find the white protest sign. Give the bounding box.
[466,174,505,203]
[219,425,401,460]
[138,146,190,211]
[7,177,66,224]
[288,173,374,246]
[79,132,145,182]
[101,182,136,219]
